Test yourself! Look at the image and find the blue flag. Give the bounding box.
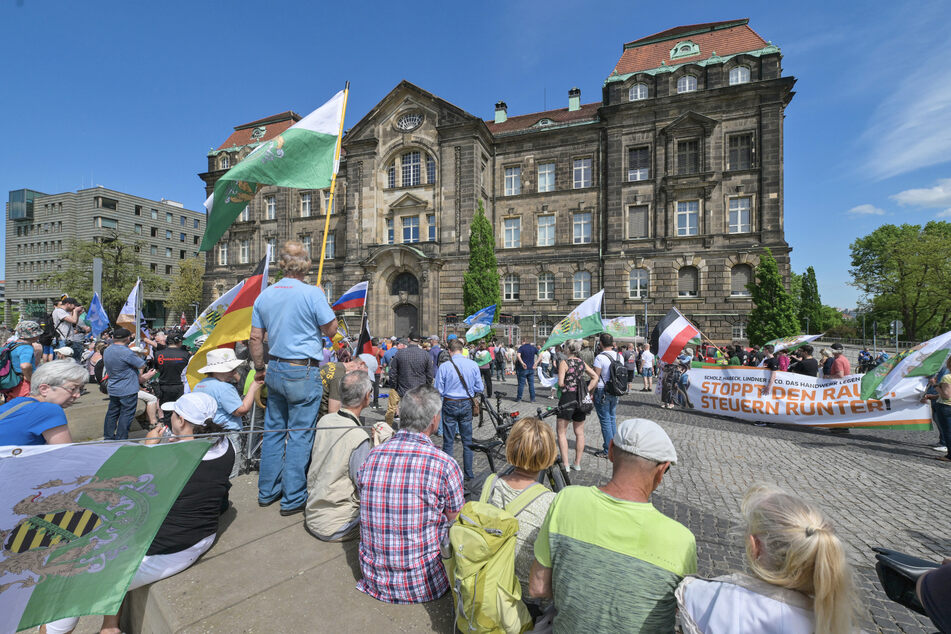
[463,304,496,326]
[87,292,110,337]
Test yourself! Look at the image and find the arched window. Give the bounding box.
[385,150,436,188]
[678,266,699,297]
[503,274,520,301]
[628,269,649,299]
[219,155,230,170]
[573,271,591,300]
[537,272,554,300]
[677,75,697,94]
[731,264,753,296]
[729,66,751,86]
[629,83,648,101]
[391,272,419,295]
[401,151,420,186]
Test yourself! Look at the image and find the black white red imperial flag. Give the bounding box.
[650,308,700,363]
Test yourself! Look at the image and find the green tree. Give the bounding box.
[746,248,800,345]
[850,222,951,340]
[788,271,803,319]
[168,257,206,318]
[43,230,168,319]
[798,266,823,333]
[463,201,501,319]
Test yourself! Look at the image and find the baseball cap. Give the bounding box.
[113,327,132,339]
[831,343,844,351]
[447,333,458,341]
[358,352,378,380]
[160,392,218,426]
[613,418,678,464]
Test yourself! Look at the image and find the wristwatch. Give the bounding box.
[254,366,266,373]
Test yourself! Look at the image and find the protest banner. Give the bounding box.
[684,366,932,429]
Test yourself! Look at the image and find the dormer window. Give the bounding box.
[220,155,230,170]
[677,75,698,94]
[536,118,554,126]
[629,83,648,101]
[670,40,700,60]
[729,66,751,85]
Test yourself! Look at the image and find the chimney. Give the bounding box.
[494,101,508,124]
[568,87,581,112]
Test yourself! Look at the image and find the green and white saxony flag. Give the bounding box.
[764,333,823,353]
[182,279,244,349]
[200,89,347,251]
[0,442,209,631]
[860,330,951,400]
[541,289,604,350]
[601,316,639,341]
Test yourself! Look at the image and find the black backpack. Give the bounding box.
[37,313,57,346]
[600,350,629,396]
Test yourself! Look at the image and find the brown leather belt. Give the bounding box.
[268,355,319,367]
[444,397,471,401]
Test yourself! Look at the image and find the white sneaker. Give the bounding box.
[932,445,948,452]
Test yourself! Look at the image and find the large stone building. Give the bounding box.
[200,19,795,342]
[4,187,205,326]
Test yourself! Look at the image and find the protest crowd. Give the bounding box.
[2,239,950,634]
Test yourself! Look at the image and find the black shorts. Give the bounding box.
[558,393,586,422]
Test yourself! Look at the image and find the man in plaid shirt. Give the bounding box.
[357,385,464,603]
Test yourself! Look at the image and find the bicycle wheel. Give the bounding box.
[549,464,567,492]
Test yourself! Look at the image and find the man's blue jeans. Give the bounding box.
[441,399,474,479]
[516,368,536,401]
[103,393,139,440]
[259,360,322,511]
[594,388,618,452]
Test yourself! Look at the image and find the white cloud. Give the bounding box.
[847,204,886,216]
[935,208,951,218]
[892,178,951,208]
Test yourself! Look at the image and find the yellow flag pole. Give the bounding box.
[316,81,350,287]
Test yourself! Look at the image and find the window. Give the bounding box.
[134,205,142,216]
[728,134,753,170]
[266,237,277,256]
[323,190,334,214]
[386,218,394,244]
[732,321,747,340]
[729,66,751,85]
[629,269,649,298]
[537,322,553,338]
[150,245,157,255]
[572,211,592,244]
[133,223,142,234]
[166,212,173,223]
[94,217,117,229]
[628,146,650,181]
[426,156,436,184]
[151,227,157,238]
[180,216,186,226]
[677,75,697,93]
[503,217,521,248]
[218,243,228,265]
[504,166,521,196]
[729,197,752,234]
[240,206,250,222]
[180,249,186,259]
[166,265,173,275]
[301,193,312,217]
[220,155,230,169]
[573,271,591,299]
[265,196,276,220]
[627,204,649,239]
[96,196,118,210]
[180,232,186,242]
[165,247,172,258]
[402,216,420,243]
[301,235,312,256]
[676,140,700,174]
[537,272,554,300]
[151,208,158,220]
[537,215,555,247]
[731,264,753,296]
[573,158,592,189]
[193,235,199,245]
[503,274,520,301]
[629,83,648,101]
[538,163,555,192]
[193,218,200,229]
[678,266,699,297]
[323,282,333,302]
[401,151,421,187]
[676,201,699,236]
[326,232,335,259]
[166,230,172,240]
[427,214,436,241]
[391,272,419,295]
[387,165,396,189]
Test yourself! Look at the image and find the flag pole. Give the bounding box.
[316,82,350,286]
[134,278,141,347]
[674,307,725,360]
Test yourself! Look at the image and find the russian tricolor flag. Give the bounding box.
[332,281,368,311]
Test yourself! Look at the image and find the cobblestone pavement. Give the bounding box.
[437,375,948,633]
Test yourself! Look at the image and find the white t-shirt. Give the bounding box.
[540,350,551,365]
[52,307,73,340]
[594,350,621,390]
[640,350,655,370]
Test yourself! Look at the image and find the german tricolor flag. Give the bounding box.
[4,510,102,554]
[186,249,271,388]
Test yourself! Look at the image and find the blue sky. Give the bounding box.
[3,0,950,309]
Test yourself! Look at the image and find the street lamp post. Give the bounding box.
[642,296,651,342]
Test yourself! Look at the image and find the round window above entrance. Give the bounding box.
[396,113,423,131]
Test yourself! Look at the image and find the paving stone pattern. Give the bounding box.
[440,376,947,634]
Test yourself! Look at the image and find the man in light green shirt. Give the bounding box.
[529,418,696,633]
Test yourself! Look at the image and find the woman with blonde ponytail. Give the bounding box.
[676,484,858,633]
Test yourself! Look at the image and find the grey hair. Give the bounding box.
[340,371,372,408]
[30,359,89,395]
[397,385,442,432]
[566,339,582,355]
[280,240,312,277]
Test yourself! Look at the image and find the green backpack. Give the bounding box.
[442,474,548,634]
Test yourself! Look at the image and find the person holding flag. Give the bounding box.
[249,241,337,516]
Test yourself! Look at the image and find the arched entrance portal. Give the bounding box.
[394,304,419,337]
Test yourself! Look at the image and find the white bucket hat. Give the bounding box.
[198,348,246,374]
[161,392,218,425]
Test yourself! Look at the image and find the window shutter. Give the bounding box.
[628,205,648,238]
[731,265,751,294]
[679,267,698,294]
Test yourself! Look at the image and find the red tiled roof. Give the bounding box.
[485,102,601,135]
[216,111,301,151]
[612,19,769,76]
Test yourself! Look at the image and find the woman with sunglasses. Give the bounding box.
[0,359,87,446]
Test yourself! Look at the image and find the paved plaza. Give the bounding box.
[63,377,945,633]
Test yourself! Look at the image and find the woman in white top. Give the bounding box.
[677,484,857,634]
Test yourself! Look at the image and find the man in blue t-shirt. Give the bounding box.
[250,240,338,516]
[516,339,539,402]
[102,327,155,440]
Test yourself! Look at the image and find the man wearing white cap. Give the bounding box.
[529,418,696,633]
